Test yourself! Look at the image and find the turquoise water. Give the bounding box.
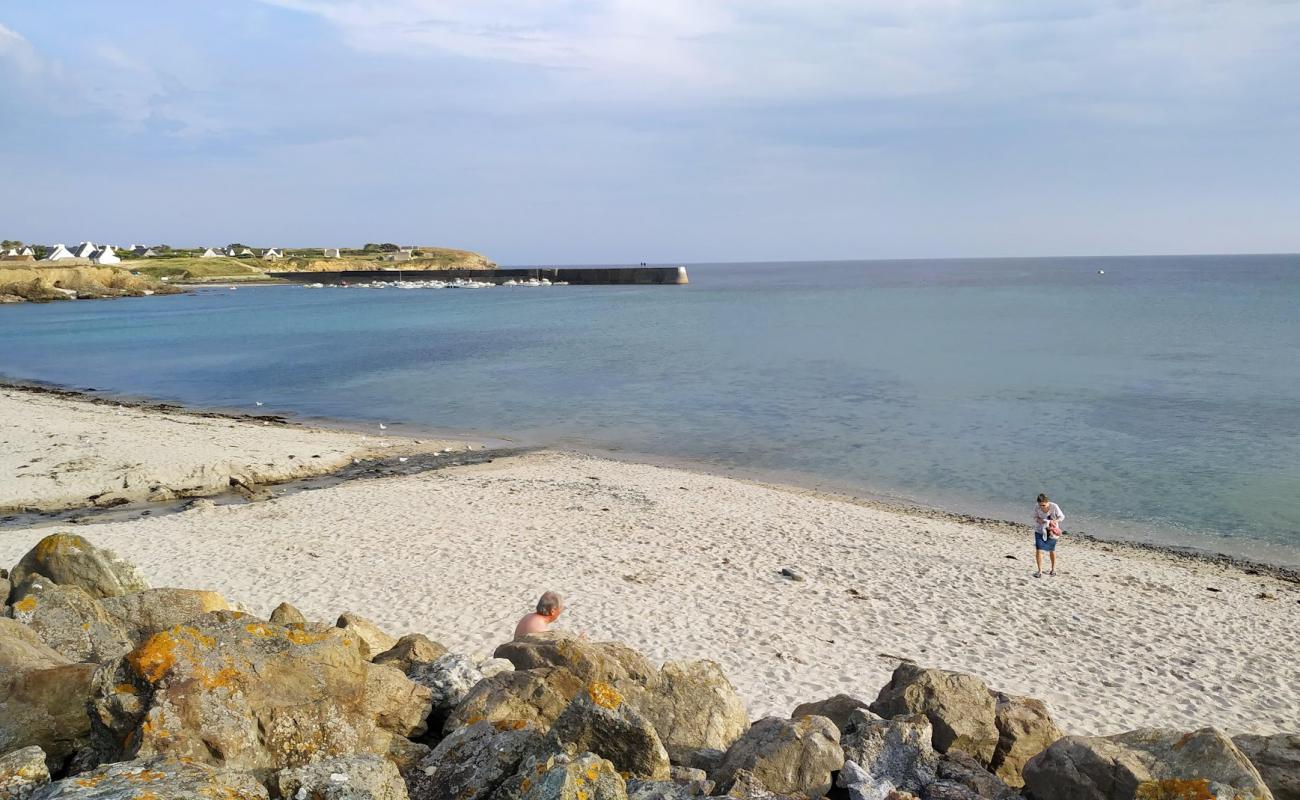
[3,256,1299,565]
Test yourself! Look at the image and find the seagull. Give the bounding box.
[378,423,387,430]
[255,401,264,407]
[398,457,409,463]
[1097,269,1105,275]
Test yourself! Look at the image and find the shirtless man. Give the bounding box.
[513,591,566,638]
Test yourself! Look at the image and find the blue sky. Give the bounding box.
[2,1,1298,264]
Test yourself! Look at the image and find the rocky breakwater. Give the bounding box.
[1,532,1294,800]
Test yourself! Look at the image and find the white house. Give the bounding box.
[261,248,283,260]
[239,248,254,256]
[200,248,220,258]
[225,246,241,257]
[20,246,34,256]
[43,244,76,261]
[72,242,98,259]
[323,248,341,258]
[91,245,121,265]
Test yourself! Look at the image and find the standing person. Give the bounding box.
[1033,493,1065,578]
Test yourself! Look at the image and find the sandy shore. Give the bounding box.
[2,391,1298,738]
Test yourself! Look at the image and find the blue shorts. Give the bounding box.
[1035,532,1058,552]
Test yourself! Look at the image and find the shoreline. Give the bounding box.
[3,375,1297,583]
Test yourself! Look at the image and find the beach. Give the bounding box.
[3,387,1297,740]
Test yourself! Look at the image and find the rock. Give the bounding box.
[838,761,899,800]
[270,602,307,626]
[99,589,232,646]
[547,682,671,780]
[713,716,844,799]
[669,767,713,796]
[0,618,69,670]
[479,658,515,679]
[618,661,749,765]
[275,754,408,800]
[406,720,544,800]
[374,635,448,673]
[494,634,659,687]
[519,752,627,800]
[1234,734,1299,800]
[778,569,804,582]
[988,693,1060,788]
[184,498,216,512]
[626,770,715,800]
[407,653,484,732]
[8,534,148,600]
[1,576,10,608]
[1022,727,1273,800]
[338,613,399,659]
[792,696,873,734]
[8,579,133,664]
[841,711,938,794]
[0,663,98,771]
[444,667,584,735]
[30,757,267,800]
[869,664,998,765]
[0,746,50,800]
[88,611,432,779]
[932,750,1014,799]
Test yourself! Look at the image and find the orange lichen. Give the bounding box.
[1135,779,1216,800]
[115,683,138,695]
[587,681,622,710]
[200,665,242,690]
[128,626,216,682]
[13,596,37,613]
[520,779,532,792]
[34,533,82,561]
[585,766,600,782]
[76,775,108,788]
[1173,733,1196,750]
[577,791,589,800]
[285,628,332,646]
[493,719,528,732]
[245,623,279,638]
[466,715,486,726]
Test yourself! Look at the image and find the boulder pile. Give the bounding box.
[1,533,1292,800]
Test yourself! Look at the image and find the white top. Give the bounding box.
[1033,502,1064,535]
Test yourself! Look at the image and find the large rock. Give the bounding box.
[270,602,308,626]
[8,535,147,600]
[29,757,267,800]
[618,661,749,764]
[0,746,50,800]
[8,578,133,663]
[841,711,938,794]
[713,716,844,799]
[1022,727,1273,800]
[87,611,432,780]
[444,667,583,735]
[0,663,98,771]
[494,635,658,687]
[1234,735,1299,800]
[406,720,545,800]
[407,654,484,726]
[869,664,998,765]
[930,750,1014,799]
[548,682,671,780]
[792,695,873,735]
[518,752,627,800]
[0,618,69,670]
[988,693,1060,788]
[99,589,231,646]
[374,635,448,673]
[275,754,408,800]
[338,614,399,660]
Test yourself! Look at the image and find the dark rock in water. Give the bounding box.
[0,745,50,800]
[869,664,999,766]
[8,533,148,600]
[840,710,937,794]
[374,634,449,673]
[269,601,307,626]
[30,757,267,800]
[407,720,545,800]
[1232,734,1299,800]
[618,661,749,763]
[988,693,1061,788]
[793,696,875,735]
[443,667,584,735]
[713,716,844,799]
[1022,727,1272,800]
[547,682,671,780]
[495,633,659,687]
[337,612,399,659]
[275,754,408,800]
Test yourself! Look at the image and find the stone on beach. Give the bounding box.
[8,534,148,600]
[518,752,627,800]
[373,634,449,672]
[792,695,874,734]
[1233,734,1300,800]
[0,617,70,670]
[495,634,659,687]
[0,746,50,800]
[99,588,232,646]
[0,661,98,772]
[407,653,487,716]
[616,660,749,764]
[30,757,267,800]
[7,578,133,663]
[338,613,400,659]
[275,754,409,800]
[840,710,938,794]
[988,693,1061,788]
[406,719,545,800]
[88,611,431,779]
[712,716,844,799]
[931,750,1015,799]
[869,664,1000,766]
[444,667,584,735]
[270,602,308,626]
[546,681,671,780]
[1022,727,1274,800]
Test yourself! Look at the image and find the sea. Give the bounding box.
[3,255,1299,566]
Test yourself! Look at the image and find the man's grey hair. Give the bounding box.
[536,591,564,615]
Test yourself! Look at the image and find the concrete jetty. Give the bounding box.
[267,266,689,286]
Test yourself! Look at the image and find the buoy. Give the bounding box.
[1097,269,1105,275]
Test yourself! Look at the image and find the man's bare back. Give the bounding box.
[513,611,553,638]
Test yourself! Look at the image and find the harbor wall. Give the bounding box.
[266,266,689,285]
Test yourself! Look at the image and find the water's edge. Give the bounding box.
[4,376,1297,583]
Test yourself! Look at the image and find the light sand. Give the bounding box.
[0,386,459,513]
[2,396,1297,737]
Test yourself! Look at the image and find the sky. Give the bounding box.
[2,1,1299,264]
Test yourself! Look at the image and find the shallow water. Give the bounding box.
[3,255,1299,565]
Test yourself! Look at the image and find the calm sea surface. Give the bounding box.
[3,256,1299,565]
